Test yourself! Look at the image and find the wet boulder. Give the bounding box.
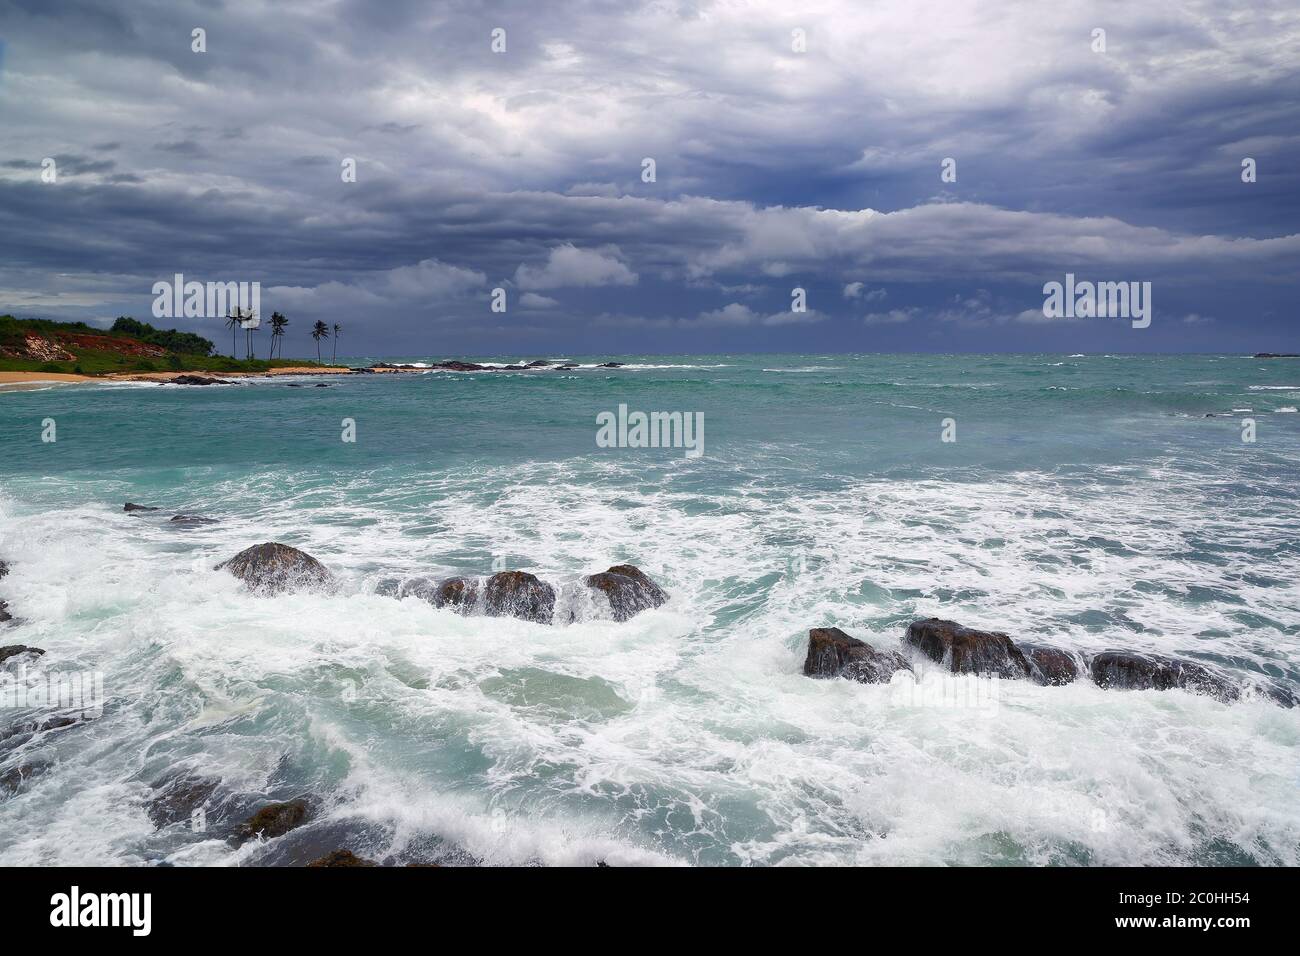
[397,576,479,611]
[0,645,43,665]
[0,603,11,625]
[583,565,668,621]
[308,849,376,867]
[234,798,311,843]
[804,627,911,684]
[216,542,333,595]
[482,571,555,624]
[1022,645,1081,686]
[171,374,230,386]
[146,772,221,829]
[432,577,479,610]
[1253,681,1298,709]
[123,502,160,512]
[1089,651,1238,702]
[171,514,217,525]
[0,760,49,796]
[0,560,9,579]
[904,618,1033,679]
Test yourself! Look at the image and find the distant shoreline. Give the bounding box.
[0,366,358,388]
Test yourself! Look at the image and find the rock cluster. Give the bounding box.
[802,616,1292,706]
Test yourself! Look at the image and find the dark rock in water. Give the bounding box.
[1022,645,1080,686]
[235,799,311,843]
[0,560,8,579]
[1089,651,1238,701]
[216,542,333,595]
[904,618,1033,679]
[482,571,555,624]
[0,761,48,795]
[525,360,556,367]
[170,514,217,525]
[500,364,527,371]
[0,645,43,665]
[554,363,579,370]
[1254,681,1298,708]
[314,383,332,387]
[123,502,160,512]
[0,603,11,625]
[285,383,304,387]
[307,849,376,867]
[171,374,230,386]
[398,576,479,610]
[146,772,220,828]
[597,362,624,368]
[1253,353,1299,358]
[432,576,479,610]
[583,565,668,621]
[432,360,489,372]
[804,627,911,684]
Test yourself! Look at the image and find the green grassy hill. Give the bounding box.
[0,315,330,375]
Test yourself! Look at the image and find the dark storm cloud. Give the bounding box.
[0,0,1297,354]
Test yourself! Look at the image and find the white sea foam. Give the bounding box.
[1,462,1298,866]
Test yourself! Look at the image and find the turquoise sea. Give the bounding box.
[1,353,1298,865]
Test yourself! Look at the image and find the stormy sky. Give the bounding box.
[1,0,1297,356]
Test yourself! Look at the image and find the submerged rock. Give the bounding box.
[582,565,668,621]
[431,360,489,372]
[307,849,376,867]
[398,576,479,610]
[597,362,624,368]
[482,571,555,624]
[435,576,479,609]
[171,374,230,386]
[123,502,160,512]
[0,761,48,795]
[904,618,1033,679]
[1022,645,1081,686]
[146,772,221,829]
[1089,651,1238,701]
[804,627,911,684]
[0,645,43,665]
[170,514,217,525]
[0,603,10,625]
[235,798,311,843]
[216,542,333,595]
[0,560,8,579]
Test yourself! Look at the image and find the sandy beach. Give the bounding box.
[0,365,374,389]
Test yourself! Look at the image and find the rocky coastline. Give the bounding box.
[2,507,1295,866]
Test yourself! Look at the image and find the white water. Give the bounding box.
[2,463,1299,866]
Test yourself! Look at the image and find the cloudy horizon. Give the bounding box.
[1,0,1297,356]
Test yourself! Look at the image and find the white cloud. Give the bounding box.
[863,308,917,325]
[514,244,638,289]
[519,292,560,309]
[696,303,825,327]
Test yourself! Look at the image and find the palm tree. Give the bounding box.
[224,312,241,359]
[268,312,288,360]
[311,320,329,363]
[331,323,341,363]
